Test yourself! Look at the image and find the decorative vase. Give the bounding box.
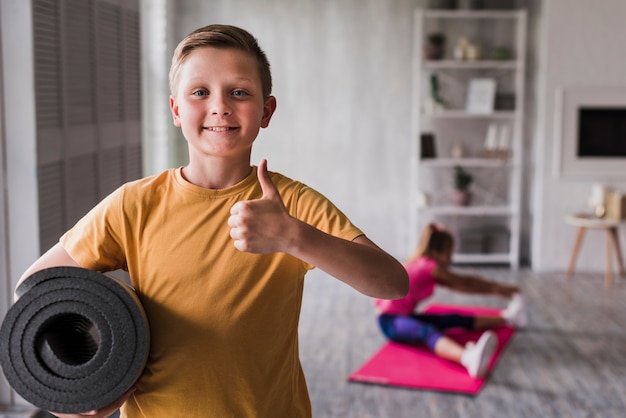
[424,34,446,60]
[453,189,472,206]
[424,43,444,60]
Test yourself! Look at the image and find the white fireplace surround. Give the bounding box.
[553,85,626,180]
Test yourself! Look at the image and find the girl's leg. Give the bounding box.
[433,335,464,363]
[417,312,507,331]
[378,314,445,350]
[434,331,499,378]
[378,315,498,378]
[473,315,507,330]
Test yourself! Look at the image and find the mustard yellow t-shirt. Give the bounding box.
[60,166,363,418]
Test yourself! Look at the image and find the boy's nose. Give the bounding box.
[210,94,232,116]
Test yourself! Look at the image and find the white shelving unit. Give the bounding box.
[410,8,527,269]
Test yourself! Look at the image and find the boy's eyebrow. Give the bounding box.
[186,75,258,85]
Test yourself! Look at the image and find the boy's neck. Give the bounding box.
[181,159,253,190]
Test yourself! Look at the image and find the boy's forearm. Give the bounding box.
[288,220,408,299]
[15,242,81,301]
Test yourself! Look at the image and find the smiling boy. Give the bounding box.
[18,25,408,417]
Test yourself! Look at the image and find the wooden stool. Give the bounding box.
[565,214,625,287]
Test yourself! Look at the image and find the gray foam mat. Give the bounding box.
[0,267,149,414]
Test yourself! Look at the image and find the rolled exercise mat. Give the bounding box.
[0,267,150,413]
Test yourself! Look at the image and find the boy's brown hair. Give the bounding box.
[169,24,273,99]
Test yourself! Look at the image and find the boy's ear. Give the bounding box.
[261,96,277,128]
[169,96,182,127]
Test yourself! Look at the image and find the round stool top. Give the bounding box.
[565,213,621,228]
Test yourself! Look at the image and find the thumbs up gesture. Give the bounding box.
[228,159,292,254]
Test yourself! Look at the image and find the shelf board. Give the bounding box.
[452,253,512,264]
[424,60,518,70]
[419,205,513,216]
[420,158,511,168]
[421,110,516,119]
[423,10,520,20]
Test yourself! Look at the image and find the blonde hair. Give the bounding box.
[169,24,273,99]
[408,223,454,262]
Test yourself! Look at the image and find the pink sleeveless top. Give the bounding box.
[375,256,438,315]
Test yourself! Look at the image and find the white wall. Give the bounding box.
[167,0,422,260]
[531,0,626,272]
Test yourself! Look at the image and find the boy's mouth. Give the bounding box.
[205,126,233,132]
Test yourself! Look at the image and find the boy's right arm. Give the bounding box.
[15,242,81,301]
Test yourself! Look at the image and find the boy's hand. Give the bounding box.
[228,159,294,254]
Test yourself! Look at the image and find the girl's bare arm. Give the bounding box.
[433,266,518,298]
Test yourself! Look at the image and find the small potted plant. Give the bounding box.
[424,33,446,60]
[453,165,473,206]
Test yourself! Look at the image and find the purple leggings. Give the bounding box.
[378,313,475,351]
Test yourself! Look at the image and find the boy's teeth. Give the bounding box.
[208,127,229,132]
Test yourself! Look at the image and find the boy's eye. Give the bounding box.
[232,89,249,97]
[192,89,208,97]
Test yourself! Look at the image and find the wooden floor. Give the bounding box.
[299,267,626,418]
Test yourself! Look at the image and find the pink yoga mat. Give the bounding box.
[348,304,515,395]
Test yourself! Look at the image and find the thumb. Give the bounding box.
[257,159,279,200]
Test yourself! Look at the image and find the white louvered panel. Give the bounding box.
[123,9,141,121]
[124,143,142,181]
[33,0,65,163]
[95,1,123,124]
[98,147,123,197]
[31,0,142,255]
[38,161,66,252]
[66,154,98,224]
[61,0,98,157]
[62,0,95,126]
[95,1,124,150]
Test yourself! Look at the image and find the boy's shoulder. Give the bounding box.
[120,168,176,191]
[267,169,317,196]
[115,168,177,203]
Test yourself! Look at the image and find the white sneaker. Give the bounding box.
[502,293,528,328]
[461,331,498,378]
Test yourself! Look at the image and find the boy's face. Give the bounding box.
[169,47,276,162]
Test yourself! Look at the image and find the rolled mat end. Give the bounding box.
[0,267,150,413]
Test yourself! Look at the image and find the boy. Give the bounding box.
[17,24,408,418]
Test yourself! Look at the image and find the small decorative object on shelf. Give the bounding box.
[420,133,437,159]
[424,33,446,60]
[483,123,511,159]
[454,37,470,60]
[453,165,473,206]
[424,73,446,113]
[416,190,432,208]
[453,37,481,61]
[451,141,464,159]
[466,78,496,114]
[492,46,512,60]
